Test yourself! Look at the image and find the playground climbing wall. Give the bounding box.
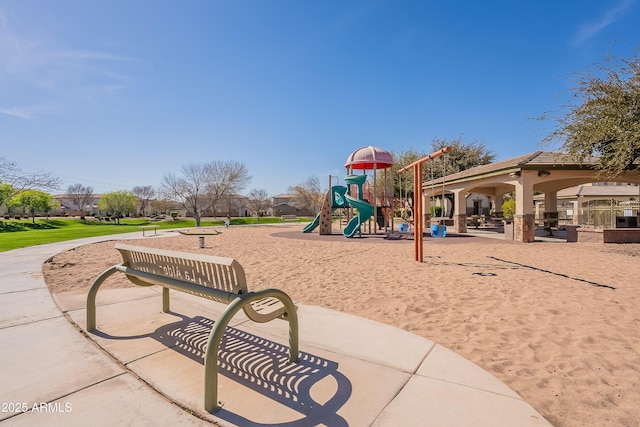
[319,189,333,235]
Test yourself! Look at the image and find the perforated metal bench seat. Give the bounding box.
[86,243,299,412]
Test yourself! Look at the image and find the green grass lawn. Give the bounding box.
[0,216,309,252]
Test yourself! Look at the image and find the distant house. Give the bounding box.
[271,193,314,217]
[0,193,99,217]
[1,190,317,219]
[50,193,253,219]
[272,193,297,206]
[202,194,251,218]
[51,194,102,216]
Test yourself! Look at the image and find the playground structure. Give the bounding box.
[303,146,394,238]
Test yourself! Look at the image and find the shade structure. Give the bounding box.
[344,146,393,170]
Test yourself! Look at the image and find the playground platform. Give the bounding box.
[0,232,550,426]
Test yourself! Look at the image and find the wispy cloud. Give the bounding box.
[0,7,20,52]
[0,105,57,120]
[572,0,636,45]
[0,107,31,119]
[0,5,133,118]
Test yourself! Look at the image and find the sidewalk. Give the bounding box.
[0,232,551,426]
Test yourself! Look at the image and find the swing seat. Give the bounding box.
[430,224,447,238]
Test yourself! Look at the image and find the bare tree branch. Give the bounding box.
[132,185,156,216]
[288,176,324,213]
[160,160,251,226]
[0,158,61,208]
[66,184,94,215]
[246,188,271,220]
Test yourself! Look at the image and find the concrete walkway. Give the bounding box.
[0,232,551,426]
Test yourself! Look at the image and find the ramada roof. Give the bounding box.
[426,151,600,186]
[554,184,640,199]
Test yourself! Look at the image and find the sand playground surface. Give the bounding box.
[42,225,640,426]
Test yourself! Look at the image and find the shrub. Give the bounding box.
[502,199,516,218]
[430,206,442,217]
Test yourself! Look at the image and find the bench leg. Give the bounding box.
[86,266,119,331]
[162,287,170,312]
[203,292,299,413]
[204,298,244,412]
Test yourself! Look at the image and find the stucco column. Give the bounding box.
[543,190,559,230]
[544,191,558,212]
[514,173,535,242]
[453,190,467,233]
[423,190,431,228]
[571,201,579,225]
[494,196,504,217]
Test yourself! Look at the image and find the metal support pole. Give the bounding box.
[397,146,451,263]
[414,162,423,262]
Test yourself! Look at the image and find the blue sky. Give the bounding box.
[1,1,638,196]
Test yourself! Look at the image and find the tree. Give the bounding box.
[7,190,59,223]
[97,191,137,224]
[429,137,495,176]
[0,158,61,209]
[160,161,251,227]
[205,161,252,215]
[392,137,495,203]
[132,185,155,216]
[246,188,271,222]
[160,165,210,227]
[431,137,495,217]
[150,197,172,216]
[65,184,94,217]
[391,148,426,204]
[0,184,12,210]
[541,49,640,177]
[288,176,324,214]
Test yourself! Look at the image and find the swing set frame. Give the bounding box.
[398,146,451,262]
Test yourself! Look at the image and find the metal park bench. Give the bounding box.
[86,243,299,412]
[281,215,300,222]
[139,225,159,236]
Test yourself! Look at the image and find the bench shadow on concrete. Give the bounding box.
[93,314,352,426]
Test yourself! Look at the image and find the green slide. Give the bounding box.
[302,213,321,233]
[302,186,348,234]
[343,195,374,238]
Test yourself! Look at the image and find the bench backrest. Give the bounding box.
[114,243,248,301]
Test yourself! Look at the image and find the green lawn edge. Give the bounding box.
[0,217,310,252]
